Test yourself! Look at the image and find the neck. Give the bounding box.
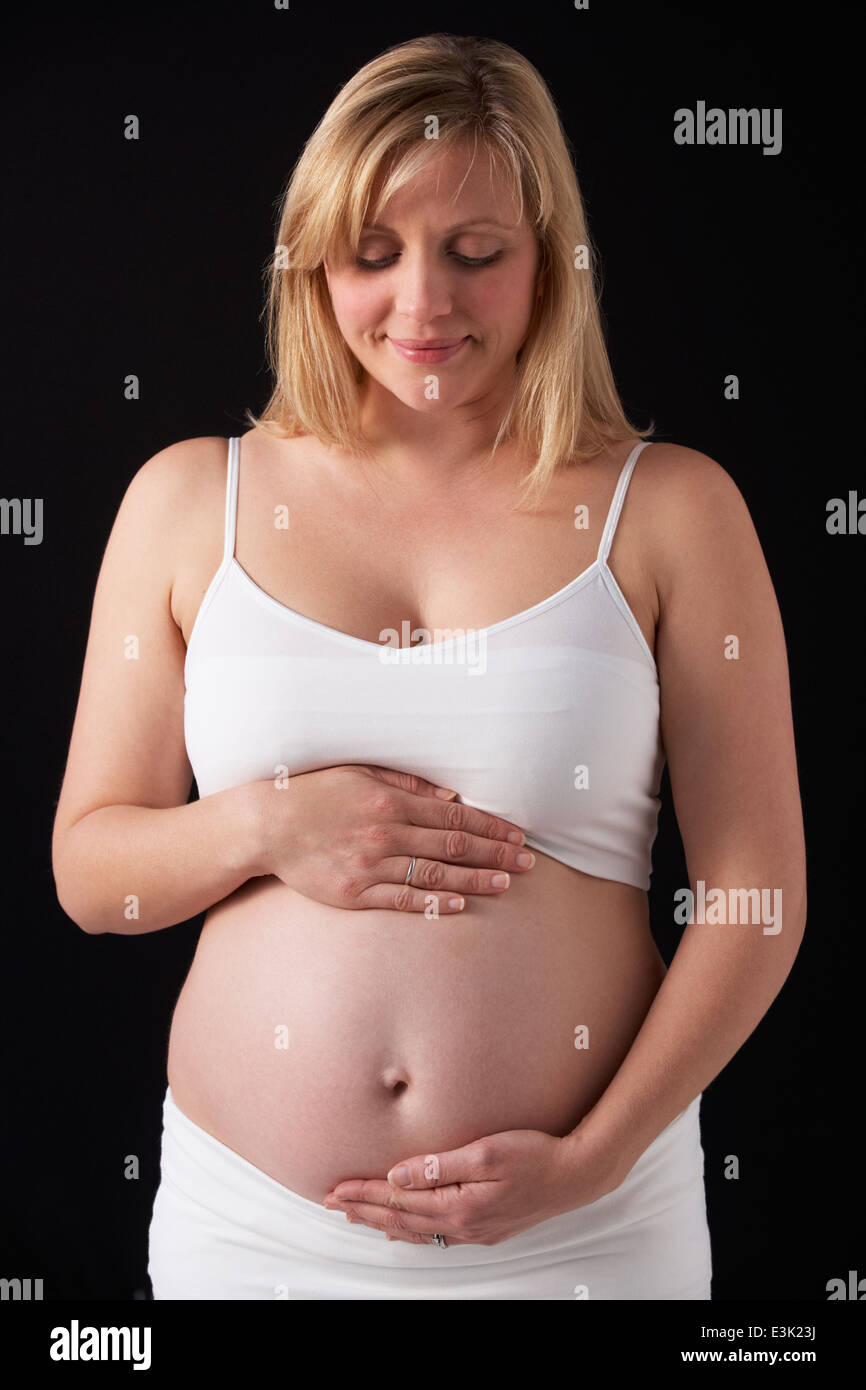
[354,371,520,492]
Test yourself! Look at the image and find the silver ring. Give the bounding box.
[404,856,417,885]
[432,1233,448,1249]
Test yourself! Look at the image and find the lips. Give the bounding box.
[389,338,466,349]
[386,336,471,363]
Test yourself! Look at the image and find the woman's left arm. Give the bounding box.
[562,445,808,1190]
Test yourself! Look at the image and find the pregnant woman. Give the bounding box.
[51,34,806,1300]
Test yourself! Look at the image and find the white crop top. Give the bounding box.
[184,437,664,889]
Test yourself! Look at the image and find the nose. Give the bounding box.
[392,247,455,324]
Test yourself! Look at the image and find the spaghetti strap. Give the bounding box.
[223,436,240,564]
[597,440,651,566]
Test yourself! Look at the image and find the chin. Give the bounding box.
[390,388,458,410]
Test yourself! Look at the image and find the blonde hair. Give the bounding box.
[246,32,653,510]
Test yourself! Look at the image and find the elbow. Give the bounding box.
[766,865,806,946]
[51,847,106,935]
[54,879,106,935]
[779,883,807,964]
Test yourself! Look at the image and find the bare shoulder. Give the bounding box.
[116,435,230,615]
[631,440,764,600]
[632,439,750,525]
[124,434,229,515]
[113,434,230,562]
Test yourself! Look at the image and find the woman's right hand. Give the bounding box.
[249,764,535,912]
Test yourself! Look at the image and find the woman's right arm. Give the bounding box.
[51,438,263,935]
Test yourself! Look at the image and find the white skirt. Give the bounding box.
[148,1085,712,1300]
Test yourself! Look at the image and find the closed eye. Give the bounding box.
[355,252,503,270]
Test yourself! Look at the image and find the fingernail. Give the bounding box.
[507,831,525,845]
[516,852,535,867]
[491,873,509,888]
[435,787,458,799]
[447,897,465,911]
[388,1165,412,1187]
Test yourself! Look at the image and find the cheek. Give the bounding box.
[329,281,387,334]
[471,268,536,334]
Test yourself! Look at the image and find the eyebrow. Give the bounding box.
[361,219,516,234]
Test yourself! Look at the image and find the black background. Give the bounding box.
[2,0,862,1304]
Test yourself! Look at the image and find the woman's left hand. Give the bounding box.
[322,1127,618,1246]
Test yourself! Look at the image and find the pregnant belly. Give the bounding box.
[166,855,666,1204]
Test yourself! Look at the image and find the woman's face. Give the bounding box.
[323,144,541,416]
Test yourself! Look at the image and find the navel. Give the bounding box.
[381,1067,410,1097]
